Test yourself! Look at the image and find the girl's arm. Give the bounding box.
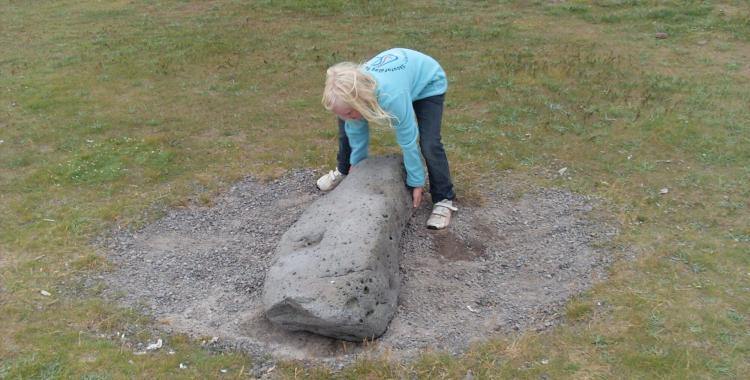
[389,92,425,188]
[345,119,369,166]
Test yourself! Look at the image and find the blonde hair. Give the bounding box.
[322,62,395,126]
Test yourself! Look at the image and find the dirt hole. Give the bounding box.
[433,230,487,261]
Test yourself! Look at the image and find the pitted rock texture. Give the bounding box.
[262,155,411,341]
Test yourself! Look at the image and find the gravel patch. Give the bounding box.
[96,169,617,368]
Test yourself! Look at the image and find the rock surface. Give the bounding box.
[261,155,411,341]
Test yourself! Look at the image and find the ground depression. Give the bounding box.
[97,169,617,365]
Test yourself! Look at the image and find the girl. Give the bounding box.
[318,48,457,229]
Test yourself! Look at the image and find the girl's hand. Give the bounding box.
[412,187,423,208]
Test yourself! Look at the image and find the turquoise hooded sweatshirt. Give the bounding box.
[343,48,448,187]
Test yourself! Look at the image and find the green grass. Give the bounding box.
[2,0,749,378]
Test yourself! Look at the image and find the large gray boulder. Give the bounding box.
[262,155,412,341]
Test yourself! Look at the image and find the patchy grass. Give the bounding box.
[1,0,749,378]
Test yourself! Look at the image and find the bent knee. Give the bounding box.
[420,140,445,156]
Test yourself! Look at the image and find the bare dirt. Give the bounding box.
[96,168,617,370]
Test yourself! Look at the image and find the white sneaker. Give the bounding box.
[316,168,346,191]
[426,200,458,230]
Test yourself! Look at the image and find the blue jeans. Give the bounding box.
[336,94,455,204]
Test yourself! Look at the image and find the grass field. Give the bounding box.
[1,0,748,378]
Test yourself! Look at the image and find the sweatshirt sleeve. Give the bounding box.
[344,119,369,166]
[388,92,425,187]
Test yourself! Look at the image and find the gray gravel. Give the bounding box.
[96,168,617,368]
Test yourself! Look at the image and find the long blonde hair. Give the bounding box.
[322,62,395,126]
